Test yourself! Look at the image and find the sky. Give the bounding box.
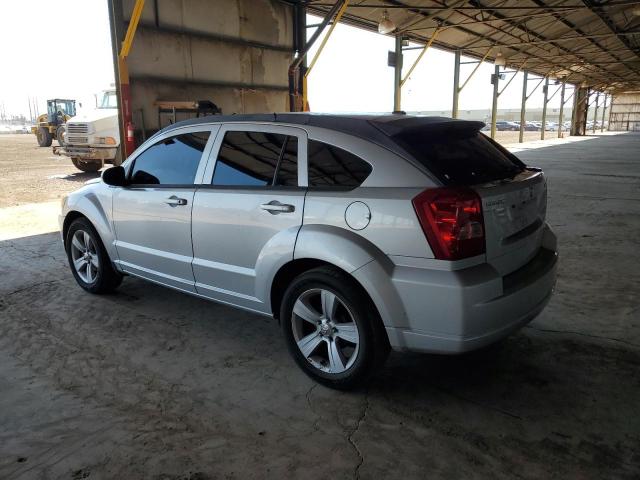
[0,0,115,120]
[305,14,568,115]
[0,2,576,122]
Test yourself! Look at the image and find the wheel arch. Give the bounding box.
[62,191,119,265]
[62,210,86,246]
[270,258,335,320]
[269,225,408,331]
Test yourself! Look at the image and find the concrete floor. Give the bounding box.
[0,133,639,479]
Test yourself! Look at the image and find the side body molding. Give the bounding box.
[291,224,408,330]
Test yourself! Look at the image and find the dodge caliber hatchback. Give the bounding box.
[60,113,558,389]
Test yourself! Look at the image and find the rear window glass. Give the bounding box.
[392,129,524,185]
[308,140,372,188]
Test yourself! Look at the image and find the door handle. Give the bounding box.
[165,195,188,207]
[260,201,295,214]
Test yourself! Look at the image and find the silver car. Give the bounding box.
[60,114,558,389]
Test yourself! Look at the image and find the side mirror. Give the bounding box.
[102,166,126,187]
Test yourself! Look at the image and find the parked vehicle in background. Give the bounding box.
[31,99,76,147]
[53,89,120,172]
[524,122,540,131]
[545,122,558,131]
[495,121,519,131]
[60,113,558,389]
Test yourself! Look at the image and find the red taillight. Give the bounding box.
[412,187,485,260]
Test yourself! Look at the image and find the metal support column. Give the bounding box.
[452,50,460,119]
[601,94,607,132]
[519,71,528,143]
[118,0,145,157]
[393,35,403,113]
[290,3,306,112]
[592,92,600,133]
[490,64,499,139]
[570,88,578,135]
[558,81,566,138]
[541,77,549,140]
[288,0,346,112]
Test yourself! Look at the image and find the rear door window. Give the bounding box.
[392,128,524,185]
[307,140,372,188]
[211,131,298,187]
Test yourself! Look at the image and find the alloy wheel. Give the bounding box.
[291,288,360,374]
[70,230,100,284]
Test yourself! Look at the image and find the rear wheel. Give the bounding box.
[72,157,101,172]
[56,125,66,146]
[36,127,52,147]
[65,217,122,294]
[281,266,389,390]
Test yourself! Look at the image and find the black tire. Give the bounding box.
[65,217,122,294]
[56,125,66,146]
[72,157,101,172]
[281,266,389,390]
[36,127,52,147]
[112,146,123,166]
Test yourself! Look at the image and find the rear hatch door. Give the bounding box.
[474,170,547,276]
[388,120,547,275]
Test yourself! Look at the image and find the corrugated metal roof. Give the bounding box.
[302,0,640,93]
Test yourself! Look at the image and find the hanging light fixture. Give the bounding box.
[580,80,589,88]
[494,50,506,67]
[378,10,396,34]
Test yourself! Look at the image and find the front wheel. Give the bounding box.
[65,217,122,294]
[281,266,389,390]
[36,127,52,147]
[56,125,66,146]
[72,157,101,172]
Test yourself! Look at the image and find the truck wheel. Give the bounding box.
[36,127,52,147]
[112,146,123,166]
[72,158,101,173]
[56,125,66,146]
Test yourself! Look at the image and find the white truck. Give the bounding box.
[54,89,121,172]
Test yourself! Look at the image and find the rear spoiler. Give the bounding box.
[368,116,485,138]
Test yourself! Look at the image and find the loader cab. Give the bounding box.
[47,99,76,125]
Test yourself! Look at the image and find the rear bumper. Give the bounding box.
[53,145,116,161]
[385,228,558,354]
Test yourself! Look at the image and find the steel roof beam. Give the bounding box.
[582,0,640,60]
[467,0,631,83]
[529,0,640,81]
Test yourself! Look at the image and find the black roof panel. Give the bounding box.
[161,113,484,164]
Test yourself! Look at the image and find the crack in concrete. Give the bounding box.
[526,325,640,349]
[3,279,61,298]
[10,244,62,264]
[434,385,522,420]
[347,390,369,480]
[305,383,320,432]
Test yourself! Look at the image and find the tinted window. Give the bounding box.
[212,131,297,187]
[130,132,209,185]
[275,136,298,186]
[393,128,524,185]
[307,140,372,188]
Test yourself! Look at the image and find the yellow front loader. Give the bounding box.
[31,99,76,147]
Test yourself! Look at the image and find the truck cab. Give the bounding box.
[53,90,120,172]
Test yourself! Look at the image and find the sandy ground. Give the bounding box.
[0,132,639,479]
